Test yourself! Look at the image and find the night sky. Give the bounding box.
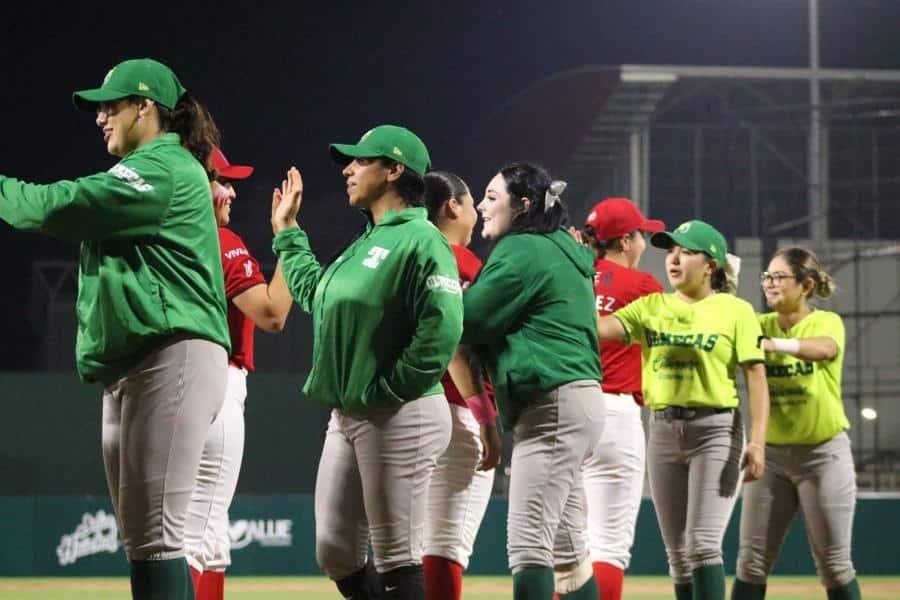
[1,0,899,369]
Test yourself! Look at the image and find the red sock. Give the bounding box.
[189,566,202,596]
[197,570,225,600]
[592,562,624,600]
[423,555,463,600]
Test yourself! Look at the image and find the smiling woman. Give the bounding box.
[0,58,230,600]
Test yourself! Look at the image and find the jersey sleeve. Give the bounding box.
[220,230,266,300]
[373,233,464,403]
[461,239,530,346]
[273,226,323,313]
[734,300,765,364]
[816,311,845,358]
[0,154,173,242]
[612,294,650,345]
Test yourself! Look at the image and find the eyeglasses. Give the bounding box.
[759,272,796,285]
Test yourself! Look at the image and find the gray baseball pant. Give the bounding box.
[315,394,452,579]
[736,431,857,588]
[507,380,605,571]
[647,409,744,583]
[102,337,228,561]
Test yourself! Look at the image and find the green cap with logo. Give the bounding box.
[651,219,728,266]
[330,125,431,177]
[73,58,187,111]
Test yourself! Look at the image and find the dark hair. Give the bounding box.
[583,227,629,259]
[424,171,470,223]
[156,94,220,171]
[710,266,737,295]
[499,162,566,236]
[378,158,424,207]
[774,246,835,299]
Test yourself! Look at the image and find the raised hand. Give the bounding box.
[271,167,303,234]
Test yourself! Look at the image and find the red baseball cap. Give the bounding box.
[210,146,254,180]
[585,197,665,241]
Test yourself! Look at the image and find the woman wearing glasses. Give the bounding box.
[733,247,861,600]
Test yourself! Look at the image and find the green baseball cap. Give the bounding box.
[73,58,187,111]
[330,125,431,177]
[650,219,728,266]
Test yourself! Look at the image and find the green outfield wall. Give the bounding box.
[1,373,897,576]
[0,495,897,576]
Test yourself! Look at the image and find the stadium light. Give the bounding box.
[861,407,878,421]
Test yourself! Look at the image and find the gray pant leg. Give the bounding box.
[355,394,452,573]
[647,418,692,583]
[102,386,123,533]
[684,411,743,569]
[796,433,857,588]
[315,410,370,580]
[736,447,799,583]
[102,338,227,561]
[507,381,605,571]
[648,410,743,583]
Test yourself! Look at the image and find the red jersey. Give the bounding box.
[594,257,663,402]
[441,245,484,408]
[219,227,267,372]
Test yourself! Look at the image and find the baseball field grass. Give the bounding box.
[0,576,898,599]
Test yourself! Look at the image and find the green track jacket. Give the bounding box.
[462,228,602,429]
[274,207,463,412]
[0,133,230,385]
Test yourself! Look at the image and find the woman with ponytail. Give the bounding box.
[594,220,770,600]
[0,58,230,599]
[733,247,862,600]
[461,162,605,600]
[421,171,501,600]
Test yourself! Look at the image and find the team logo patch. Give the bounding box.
[362,246,390,269]
[392,146,403,157]
[676,222,691,233]
[108,164,153,192]
[426,275,462,295]
[138,81,150,92]
[243,260,254,278]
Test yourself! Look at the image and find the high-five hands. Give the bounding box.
[272,167,303,234]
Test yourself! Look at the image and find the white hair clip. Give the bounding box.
[725,253,742,287]
[545,180,567,213]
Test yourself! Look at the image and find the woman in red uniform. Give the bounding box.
[421,171,502,600]
[580,198,664,600]
[185,146,294,600]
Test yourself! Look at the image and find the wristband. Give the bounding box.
[464,391,497,426]
[769,337,801,356]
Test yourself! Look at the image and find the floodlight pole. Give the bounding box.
[809,0,827,244]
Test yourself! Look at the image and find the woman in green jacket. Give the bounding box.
[271,125,463,600]
[461,162,604,600]
[0,59,229,600]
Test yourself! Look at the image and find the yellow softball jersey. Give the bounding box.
[759,310,850,445]
[613,293,764,409]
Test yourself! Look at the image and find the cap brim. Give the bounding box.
[650,231,697,251]
[217,165,254,180]
[641,218,666,233]
[329,143,368,165]
[72,87,131,111]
